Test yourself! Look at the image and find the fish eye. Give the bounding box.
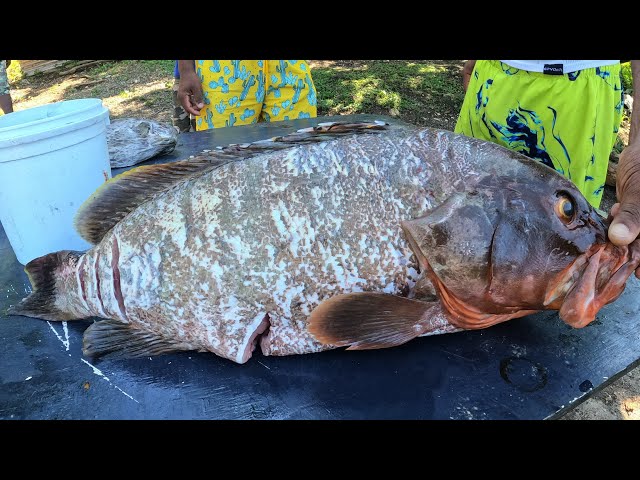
[554,193,576,223]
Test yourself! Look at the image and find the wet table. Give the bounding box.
[1,114,640,420]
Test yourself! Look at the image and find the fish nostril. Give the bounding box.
[587,211,609,233]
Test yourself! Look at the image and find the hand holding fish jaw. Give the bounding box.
[609,59,640,278]
[461,60,476,92]
[609,141,640,279]
[544,240,640,328]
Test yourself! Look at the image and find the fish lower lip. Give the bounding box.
[543,247,596,307]
[558,247,603,326]
[555,241,640,327]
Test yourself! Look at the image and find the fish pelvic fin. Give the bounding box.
[83,319,190,360]
[307,292,444,350]
[7,251,83,321]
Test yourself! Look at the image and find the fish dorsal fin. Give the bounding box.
[75,159,219,244]
[75,120,390,245]
[206,120,390,154]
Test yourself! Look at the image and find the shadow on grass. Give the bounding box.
[311,60,465,130]
[11,60,465,129]
[12,60,176,123]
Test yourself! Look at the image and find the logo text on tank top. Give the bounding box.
[543,64,564,75]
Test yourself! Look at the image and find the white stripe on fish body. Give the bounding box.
[93,246,111,318]
[71,252,101,318]
[52,254,89,318]
[72,234,125,322]
[74,258,90,314]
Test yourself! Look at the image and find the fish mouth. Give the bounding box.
[544,240,640,328]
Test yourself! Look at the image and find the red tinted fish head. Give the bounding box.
[401,172,637,329]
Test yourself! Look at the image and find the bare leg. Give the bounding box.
[0,94,12,114]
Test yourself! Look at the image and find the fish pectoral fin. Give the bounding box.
[82,319,187,360]
[307,293,439,350]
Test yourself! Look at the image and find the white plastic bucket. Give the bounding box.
[0,98,111,265]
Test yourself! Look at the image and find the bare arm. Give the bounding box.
[609,60,640,277]
[177,60,204,116]
[461,60,476,92]
[629,60,640,145]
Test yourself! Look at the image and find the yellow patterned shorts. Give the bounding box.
[455,60,623,208]
[194,60,317,131]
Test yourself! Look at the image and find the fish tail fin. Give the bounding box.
[307,292,450,350]
[7,251,84,321]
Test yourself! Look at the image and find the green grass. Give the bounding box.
[613,135,626,155]
[6,61,23,83]
[311,60,465,128]
[139,60,175,73]
[621,61,632,92]
[88,60,174,77]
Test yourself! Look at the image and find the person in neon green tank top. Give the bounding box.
[455,60,640,279]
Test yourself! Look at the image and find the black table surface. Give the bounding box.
[2,114,639,420]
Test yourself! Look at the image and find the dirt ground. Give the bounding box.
[561,362,640,420]
[8,61,175,123]
[4,60,639,420]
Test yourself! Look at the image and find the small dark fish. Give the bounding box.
[106,118,178,168]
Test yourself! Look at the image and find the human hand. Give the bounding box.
[462,60,476,92]
[177,69,205,116]
[608,141,640,278]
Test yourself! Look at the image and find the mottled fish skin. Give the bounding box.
[52,127,542,363]
[107,118,178,168]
